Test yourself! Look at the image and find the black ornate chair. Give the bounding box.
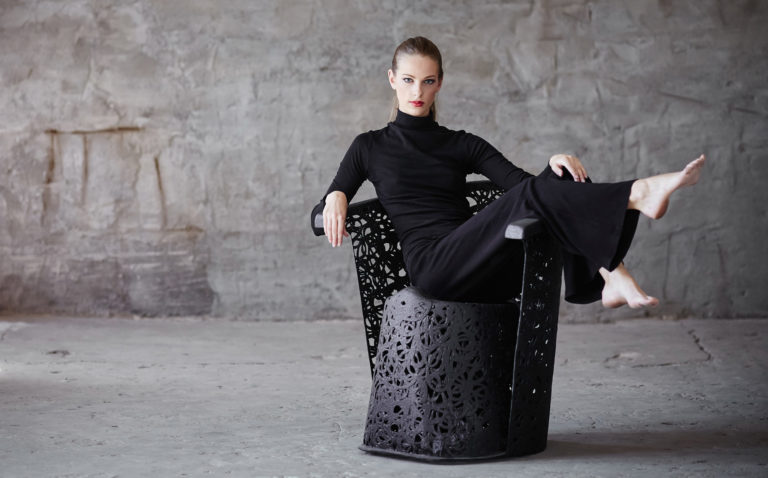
[311,180,563,461]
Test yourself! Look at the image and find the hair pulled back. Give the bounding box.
[389,36,443,121]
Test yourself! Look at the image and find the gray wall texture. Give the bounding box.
[0,0,766,321]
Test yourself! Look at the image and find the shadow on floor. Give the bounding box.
[352,427,768,467]
[537,427,768,459]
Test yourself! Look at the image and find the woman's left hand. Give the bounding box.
[549,154,588,182]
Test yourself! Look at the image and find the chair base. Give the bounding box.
[362,287,531,461]
[358,444,513,463]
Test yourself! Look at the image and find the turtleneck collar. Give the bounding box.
[393,109,438,130]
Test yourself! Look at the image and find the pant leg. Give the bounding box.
[407,188,532,303]
[525,169,640,302]
[408,170,639,304]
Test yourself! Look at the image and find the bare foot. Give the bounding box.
[600,264,659,309]
[628,154,706,219]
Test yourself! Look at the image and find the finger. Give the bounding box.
[333,214,341,247]
[335,214,344,247]
[328,214,336,246]
[574,165,586,182]
[573,158,588,181]
[570,159,586,182]
[324,213,331,243]
[329,214,336,247]
[551,163,563,176]
[564,163,580,182]
[564,156,582,181]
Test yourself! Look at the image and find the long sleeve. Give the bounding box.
[463,133,533,190]
[310,134,369,233]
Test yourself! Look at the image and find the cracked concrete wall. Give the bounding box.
[0,0,766,321]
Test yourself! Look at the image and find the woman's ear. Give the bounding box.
[388,69,396,89]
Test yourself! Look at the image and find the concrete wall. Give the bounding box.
[1,0,766,321]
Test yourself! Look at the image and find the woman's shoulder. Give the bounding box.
[346,129,378,150]
[346,123,402,152]
[353,124,390,141]
[435,124,492,147]
[449,125,487,139]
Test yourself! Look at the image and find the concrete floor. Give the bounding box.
[0,316,766,478]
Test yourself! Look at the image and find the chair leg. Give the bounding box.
[506,234,563,456]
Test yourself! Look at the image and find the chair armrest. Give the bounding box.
[504,218,546,240]
[312,212,325,236]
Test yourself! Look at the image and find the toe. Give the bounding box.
[643,295,659,307]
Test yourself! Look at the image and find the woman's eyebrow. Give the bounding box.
[401,73,437,79]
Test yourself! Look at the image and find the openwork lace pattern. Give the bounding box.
[361,288,518,459]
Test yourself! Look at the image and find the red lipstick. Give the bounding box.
[410,101,425,107]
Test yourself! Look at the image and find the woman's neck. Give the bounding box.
[393,109,437,130]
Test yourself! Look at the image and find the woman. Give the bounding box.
[312,36,705,309]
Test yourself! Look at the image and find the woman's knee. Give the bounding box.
[412,275,446,299]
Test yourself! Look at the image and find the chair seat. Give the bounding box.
[361,286,522,460]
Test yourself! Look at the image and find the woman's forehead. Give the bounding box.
[396,54,439,76]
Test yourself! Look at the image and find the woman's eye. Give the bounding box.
[403,78,413,83]
[424,79,435,85]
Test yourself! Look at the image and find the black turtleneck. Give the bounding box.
[313,110,534,263]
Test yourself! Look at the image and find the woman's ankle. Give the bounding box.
[627,180,645,211]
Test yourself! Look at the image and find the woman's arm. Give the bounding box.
[464,132,533,190]
[311,134,369,247]
[466,132,589,186]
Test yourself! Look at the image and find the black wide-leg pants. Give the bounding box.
[407,169,640,304]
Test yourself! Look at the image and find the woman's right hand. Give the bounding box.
[323,191,350,247]
[549,154,588,182]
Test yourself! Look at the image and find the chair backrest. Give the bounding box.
[345,180,503,374]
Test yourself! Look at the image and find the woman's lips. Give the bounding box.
[410,101,425,107]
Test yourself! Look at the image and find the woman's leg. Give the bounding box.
[412,173,636,305]
[628,154,706,219]
[598,154,706,308]
[411,155,706,307]
[600,263,659,308]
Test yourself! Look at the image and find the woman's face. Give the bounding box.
[388,54,442,117]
